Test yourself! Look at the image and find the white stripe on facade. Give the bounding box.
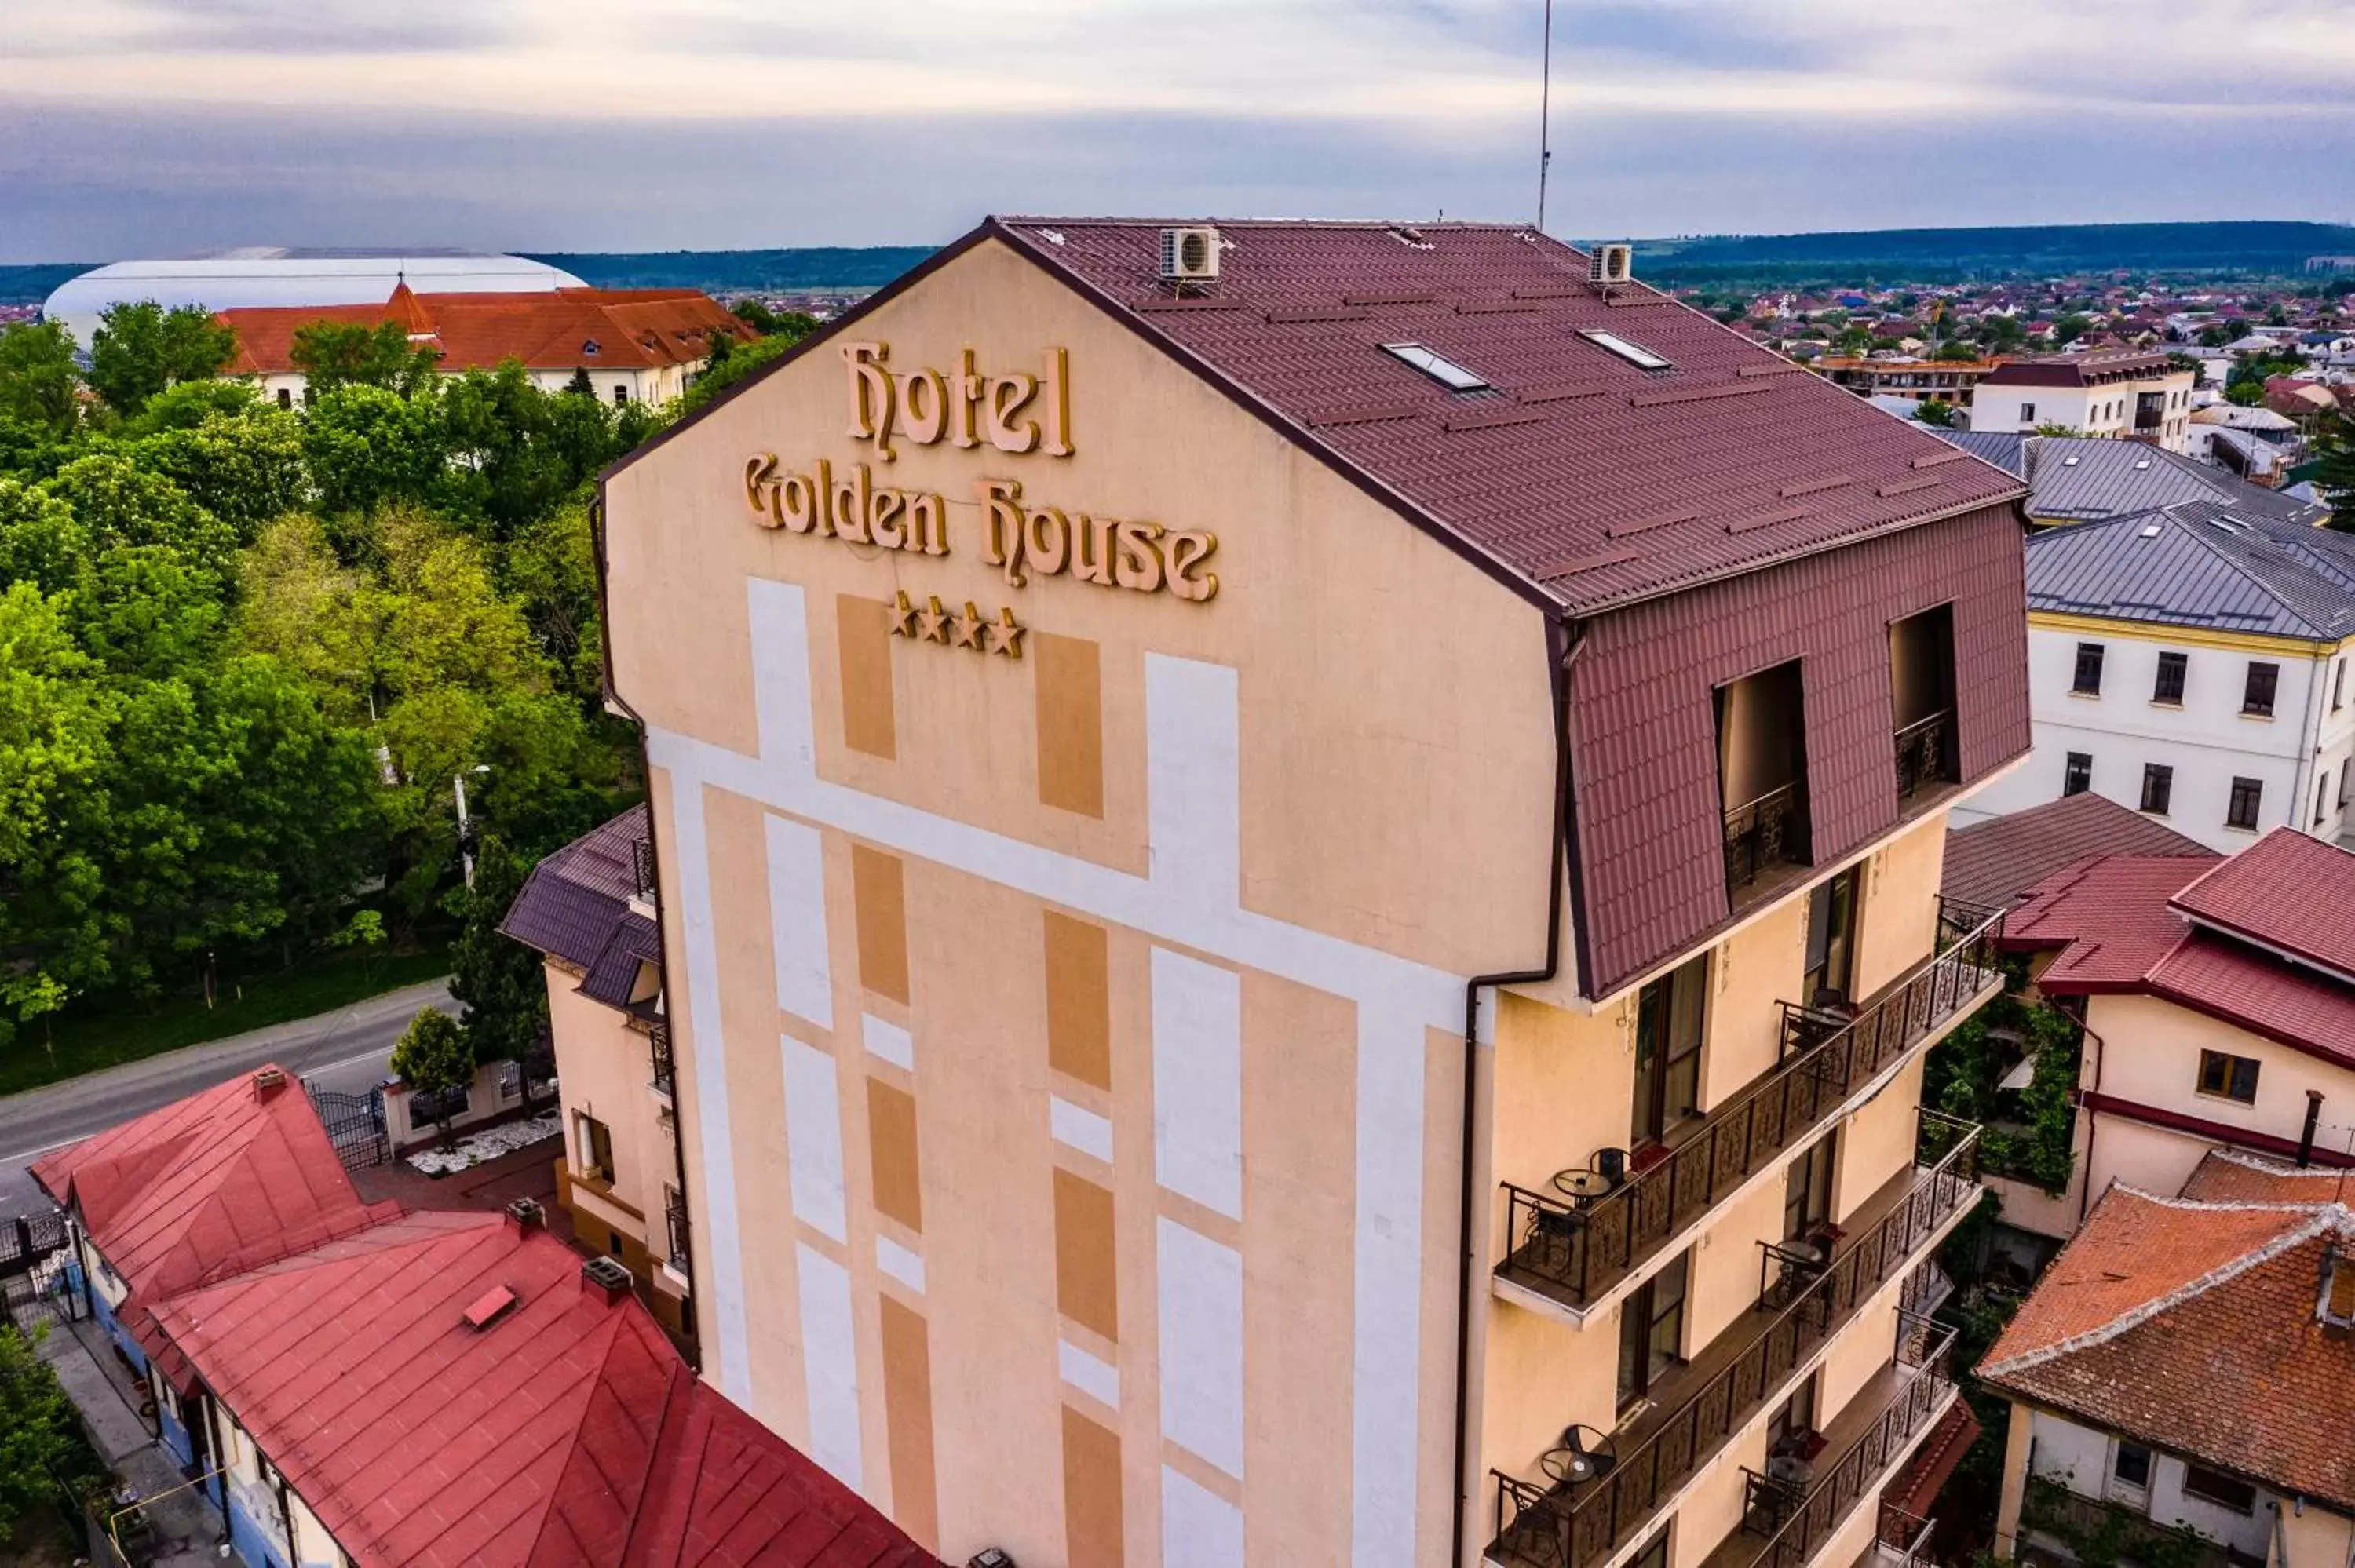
[1143,652,1241,907]
[876,1234,926,1294]
[795,1241,864,1491]
[1161,1464,1246,1568]
[1057,1336,1121,1409]
[1050,1096,1115,1163]
[1156,1216,1245,1480]
[780,1036,848,1244]
[1150,947,1244,1220]
[766,813,834,1030]
[651,581,1456,1563]
[862,1012,915,1071]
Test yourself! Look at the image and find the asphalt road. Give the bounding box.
[0,978,458,1216]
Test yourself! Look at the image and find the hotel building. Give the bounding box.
[592,217,2033,1568]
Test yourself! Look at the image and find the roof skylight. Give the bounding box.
[1579,330,1673,372]
[1381,341,1489,392]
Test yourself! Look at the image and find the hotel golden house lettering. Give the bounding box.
[739,338,1219,604]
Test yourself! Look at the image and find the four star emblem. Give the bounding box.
[882,589,1024,658]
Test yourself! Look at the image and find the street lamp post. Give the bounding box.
[454,765,491,889]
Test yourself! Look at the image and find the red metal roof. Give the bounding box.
[1941,793,2210,910]
[29,1067,392,1368]
[2170,828,2355,983]
[221,287,747,376]
[991,219,2025,615]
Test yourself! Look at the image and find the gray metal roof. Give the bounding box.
[1930,428,2028,477]
[2010,435,2328,527]
[2026,504,2355,641]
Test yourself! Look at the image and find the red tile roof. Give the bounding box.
[1941,793,2210,910]
[2003,833,2355,1068]
[2170,829,2355,983]
[29,1067,395,1368]
[2179,1149,2355,1203]
[985,219,2025,614]
[221,286,747,377]
[1981,1186,2355,1510]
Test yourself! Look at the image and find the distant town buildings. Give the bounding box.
[1973,350,2196,451]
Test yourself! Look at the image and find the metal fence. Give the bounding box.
[305,1083,389,1170]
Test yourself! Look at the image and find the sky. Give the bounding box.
[3,0,2353,262]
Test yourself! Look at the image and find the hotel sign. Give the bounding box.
[741,341,1218,603]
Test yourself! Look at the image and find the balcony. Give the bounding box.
[1495,902,2003,1315]
[1718,661,1812,905]
[2021,1482,2236,1568]
[648,1018,675,1099]
[1724,783,1811,901]
[630,835,658,914]
[1891,710,1957,806]
[664,1186,692,1278]
[1709,1322,1959,1568]
[1486,1117,1981,1568]
[1868,1504,1936,1568]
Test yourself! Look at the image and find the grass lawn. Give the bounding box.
[0,947,452,1099]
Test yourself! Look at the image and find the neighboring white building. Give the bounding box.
[1973,348,2197,452]
[1955,504,2355,851]
[41,247,585,345]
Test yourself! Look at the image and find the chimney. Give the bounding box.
[581,1256,633,1304]
[251,1067,289,1099]
[2299,1090,2325,1168]
[505,1197,545,1234]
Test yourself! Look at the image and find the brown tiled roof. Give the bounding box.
[501,805,649,972]
[2000,854,2218,983]
[2180,1149,2355,1203]
[989,219,2025,614]
[2171,829,2355,983]
[1981,1187,2355,1511]
[223,288,747,376]
[1941,794,2210,909]
[1981,349,2178,388]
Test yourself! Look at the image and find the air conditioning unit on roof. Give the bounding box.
[1590,243,1634,286]
[1160,226,1221,282]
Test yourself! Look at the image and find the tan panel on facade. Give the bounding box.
[1043,911,1112,1090]
[880,1296,940,1550]
[852,844,911,1003]
[1052,1168,1119,1341]
[836,593,898,760]
[1061,1405,1123,1568]
[867,1078,925,1231]
[1034,632,1105,819]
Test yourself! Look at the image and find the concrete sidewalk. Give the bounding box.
[38,1315,226,1568]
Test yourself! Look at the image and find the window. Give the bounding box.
[1380,341,1488,392]
[2064,752,2094,797]
[612,384,630,406]
[276,387,294,410]
[2227,775,2263,830]
[2243,662,2279,717]
[1784,1132,1836,1242]
[2335,660,2347,712]
[1802,867,1861,1005]
[1627,1531,1670,1568]
[1580,329,1674,372]
[2112,1442,2152,1491]
[2153,651,2187,706]
[2182,1465,2257,1515]
[1633,954,1707,1143]
[1769,1373,1820,1448]
[2141,763,2173,815]
[2321,773,2335,829]
[1616,1250,1689,1408]
[2072,642,2105,695]
[575,1111,615,1182]
[2021,402,2037,423]
[2198,1049,2260,1103]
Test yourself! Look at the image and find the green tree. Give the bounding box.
[564,366,597,398]
[2052,313,2092,345]
[42,451,238,576]
[85,301,236,418]
[2316,413,2355,533]
[2226,381,2265,407]
[728,300,819,341]
[0,321,80,445]
[1915,398,1959,427]
[389,1006,472,1144]
[448,835,548,1067]
[301,383,451,520]
[0,479,89,595]
[289,320,439,397]
[133,407,309,542]
[0,1323,98,1544]
[677,331,801,418]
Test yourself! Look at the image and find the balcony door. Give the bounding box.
[1632,954,1708,1147]
[1802,866,1861,1008]
[1784,1131,1837,1243]
[1616,1250,1689,1411]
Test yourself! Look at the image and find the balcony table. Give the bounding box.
[1552,1169,1616,1209]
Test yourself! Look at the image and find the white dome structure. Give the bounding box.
[42,248,589,345]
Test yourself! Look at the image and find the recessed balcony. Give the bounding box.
[1484,1116,1981,1568]
[1494,903,2004,1318]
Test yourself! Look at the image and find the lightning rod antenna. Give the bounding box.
[1535,0,1555,232]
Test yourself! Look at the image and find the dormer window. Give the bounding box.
[1580,329,1673,372]
[1380,341,1488,392]
[582,338,601,356]
[2320,1242,2355,1332]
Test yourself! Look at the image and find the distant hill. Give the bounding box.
[522,246,937,294]
[0,263,99,308]
[1631,221,2355,283]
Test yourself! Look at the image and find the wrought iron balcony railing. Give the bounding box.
[1724,782,1807,894]
[1734,1323,1957,1568]
[1487,1117,1981,1568]
[1495,902,2003,1311]
[648,1019,675,1099]
[665,1187,692,1274]
[1892,709,1957,803]
[631,835,657,904]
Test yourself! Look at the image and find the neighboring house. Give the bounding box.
[1930,428,2330,529]
[599,217,2032,1568]
[1818,356,2002,409]
[1974,351,2196,452]
[497,804,692,1343]
[1941,791,2209,911]
[1955,504,2355,849]
[2190,402,2309,479]
[218,283,749,407]
[1984,1153,2355,1568]
[35,1072,940,1568]
[1994,830,2355,1237]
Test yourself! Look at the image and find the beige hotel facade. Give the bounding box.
[593,218,2035,1568]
